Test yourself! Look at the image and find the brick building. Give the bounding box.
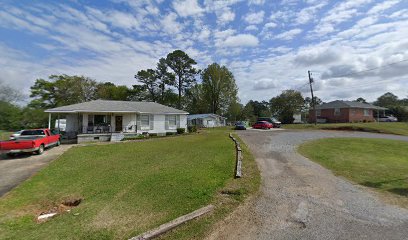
[309,100,387,123]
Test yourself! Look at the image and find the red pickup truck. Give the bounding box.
[0,129,61,156]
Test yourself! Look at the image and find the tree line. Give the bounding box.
[0,50,239,130]
[235,91,408,124]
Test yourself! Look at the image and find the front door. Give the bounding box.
[115,116,123,132]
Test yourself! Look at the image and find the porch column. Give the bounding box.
[48,113,51,129]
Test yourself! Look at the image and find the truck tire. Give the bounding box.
[37,144,45,155]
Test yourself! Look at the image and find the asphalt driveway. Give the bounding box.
[207,130,408,240]
[0,144,73,197]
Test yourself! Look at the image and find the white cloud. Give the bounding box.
[172,0,204,17]
[160,12,184,34]
[244,11,265,24]
[253,78,277,90]
[248,0,265,5]
[312,0,373,36]
[274,28,303,40]
[1,0,408,105]
[218,8,235,24]
[245,25,258,31]
[264,22,277,29]
[222,34,259,48]
[295,2,328,25]
[367,0,400,15]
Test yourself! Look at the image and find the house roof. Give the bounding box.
[315,100,387,110]
[45,100,188,114]
[187,113,226,120]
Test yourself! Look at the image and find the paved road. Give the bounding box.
[0,144,73,197]
[207,130,408,240]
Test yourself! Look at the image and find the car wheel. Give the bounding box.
[37,144,44,155]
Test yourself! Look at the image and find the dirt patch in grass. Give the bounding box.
[36,196,83,223]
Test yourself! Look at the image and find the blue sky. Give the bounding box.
[0,0,407,104]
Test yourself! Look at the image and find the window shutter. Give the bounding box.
[165,115,169,130]
[136,114,141,131]
[176,115,180,128]
[150,115,154,130]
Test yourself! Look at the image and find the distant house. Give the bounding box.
[293,113,302,123]
[187,114,226,127]
[309,100,387,123]
[45,100,188,142]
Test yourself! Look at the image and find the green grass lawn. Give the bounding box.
[284,122,408,136]
[0,128,260,239]
[298,138,408,206]
[0,131,13,141]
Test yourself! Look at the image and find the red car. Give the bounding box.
[0,129,60,156]
[252,121,273,129]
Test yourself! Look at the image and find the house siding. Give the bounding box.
[309,108,375,123]
[348,108,375,122]
[188,116,225,127]
[65,112,187,135]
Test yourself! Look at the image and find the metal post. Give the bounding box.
[48,113,51,129]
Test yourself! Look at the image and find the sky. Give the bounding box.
[0,0,407,105]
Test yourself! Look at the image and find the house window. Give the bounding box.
[316,109,321,116]
[334,108,341,116]
[168,115,177,127]
[351,109,356,116]
[141,115,149,126]
[89,114,111,126]
[94,115,111,125]
[364,109,370,116]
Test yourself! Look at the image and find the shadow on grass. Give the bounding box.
[388,188,408,196]
[361,178,408,197]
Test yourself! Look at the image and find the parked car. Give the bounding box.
[9,130,23,140]
[378,116,398,122]
[0,129,60,156]
[257,117,282,128]
[252,121,273,129]
[235,121,247,130]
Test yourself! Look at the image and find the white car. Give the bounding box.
[378,116,398,122]
[9,130,23,140]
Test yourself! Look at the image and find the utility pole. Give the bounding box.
[308,70,317,125]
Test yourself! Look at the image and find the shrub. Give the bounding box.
[177,128,185,134]
[166,132,176,136]
[188,125,197,133]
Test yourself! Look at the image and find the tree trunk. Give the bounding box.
[161,84,165,103]
[178,75,182,109]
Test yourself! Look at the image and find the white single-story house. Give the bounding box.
[187,113,226,128]
[45,100,188,143]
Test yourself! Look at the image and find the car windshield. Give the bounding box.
[21,130,45,136]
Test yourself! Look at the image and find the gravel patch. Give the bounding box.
[206,130,408,240]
